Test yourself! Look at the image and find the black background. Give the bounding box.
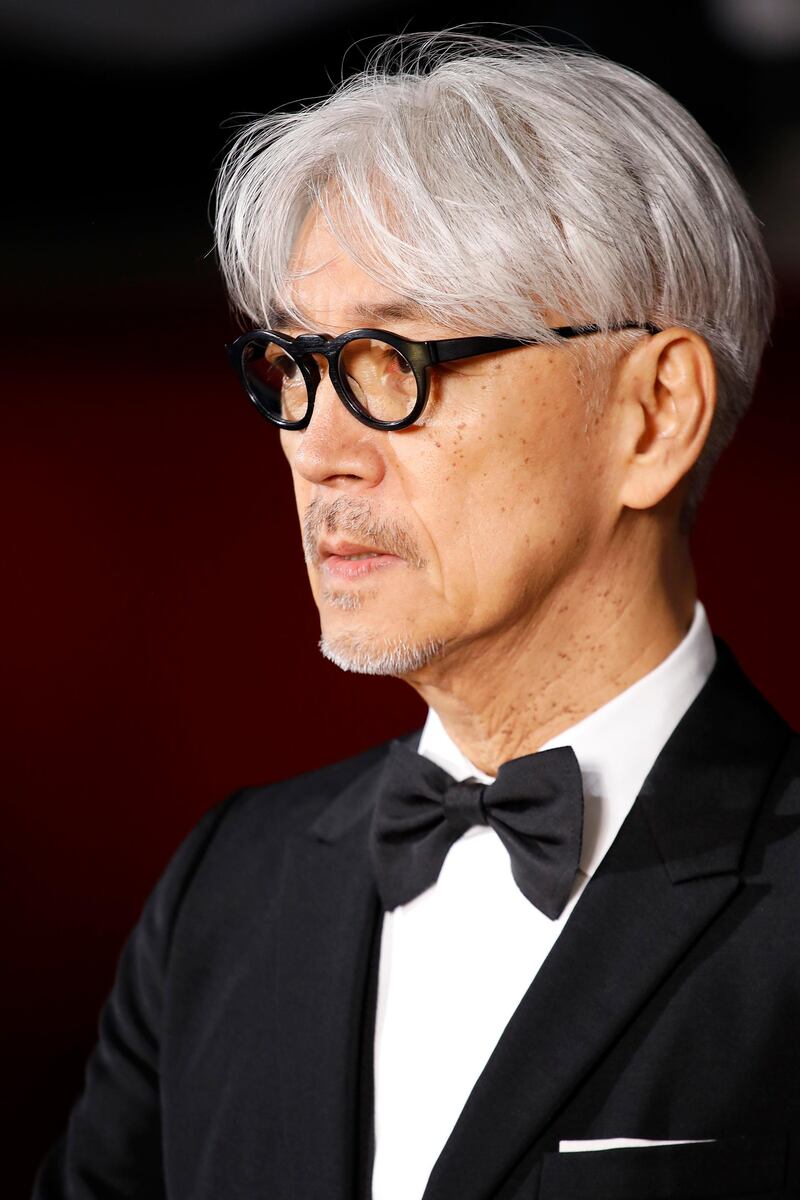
[3,2,799,1192]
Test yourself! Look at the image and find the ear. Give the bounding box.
[615,328,717,514]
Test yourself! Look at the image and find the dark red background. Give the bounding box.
[3,3,798,1193]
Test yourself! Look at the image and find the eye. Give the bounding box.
[263,346,304,388]
[275,353,300,380]
[382,347,413,375]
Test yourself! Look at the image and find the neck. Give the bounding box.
[405,524,696,776]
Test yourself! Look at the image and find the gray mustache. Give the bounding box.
[302,497,426,568]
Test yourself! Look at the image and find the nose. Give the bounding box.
[285,362,386,492]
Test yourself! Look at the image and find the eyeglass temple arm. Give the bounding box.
[427,323,659,366]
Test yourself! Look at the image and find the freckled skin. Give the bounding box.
[279,212,714,773]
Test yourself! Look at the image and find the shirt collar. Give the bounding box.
[417,601,717,879]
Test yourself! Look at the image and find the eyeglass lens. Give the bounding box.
[241,337,419,425]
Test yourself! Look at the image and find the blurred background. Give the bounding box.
[3,0,799,1191]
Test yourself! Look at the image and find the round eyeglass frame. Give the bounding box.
[227,323,660,432]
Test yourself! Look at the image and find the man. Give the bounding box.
[36,32,798,1200]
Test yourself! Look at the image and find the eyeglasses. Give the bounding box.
[228,322,660,432]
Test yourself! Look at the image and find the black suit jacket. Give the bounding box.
[35,643,800,1199]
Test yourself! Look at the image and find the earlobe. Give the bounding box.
[618,328,717,514]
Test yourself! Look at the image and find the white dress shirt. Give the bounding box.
[371,602,717,1200]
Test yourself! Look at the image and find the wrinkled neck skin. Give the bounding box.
[403,509,696,777]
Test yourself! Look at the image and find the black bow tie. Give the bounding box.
[370,741,584,920]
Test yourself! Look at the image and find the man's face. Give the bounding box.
[279,212,622,680]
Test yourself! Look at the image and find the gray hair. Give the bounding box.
[214,32,774,515]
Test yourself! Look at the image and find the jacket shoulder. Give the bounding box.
[158,735,405,912]
[220,735,403,841]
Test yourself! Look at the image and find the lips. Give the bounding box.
[319,538,382,558]
[318,538,402,581]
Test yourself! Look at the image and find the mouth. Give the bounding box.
[317,538,403,582]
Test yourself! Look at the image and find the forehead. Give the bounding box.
[274,209,430,333]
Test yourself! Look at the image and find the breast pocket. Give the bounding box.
[538,1134,788,1199]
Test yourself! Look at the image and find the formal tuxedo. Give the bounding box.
[35,642,800,1199]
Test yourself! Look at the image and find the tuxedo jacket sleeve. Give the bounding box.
[33,647,800,1200]
[33,744,388,1200]
[33,795,237,1199]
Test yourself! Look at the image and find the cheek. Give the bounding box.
[395,362,606,583]
[379,441,474,604]
[448,421,602,582]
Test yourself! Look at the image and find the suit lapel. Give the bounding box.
[274,759,384,1200]
[423,645,791,1200]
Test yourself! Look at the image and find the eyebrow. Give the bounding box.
[266,297,430,333]
[266,304,297,331]
[350,298,430,325]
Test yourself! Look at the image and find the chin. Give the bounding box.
[318,628,447,677]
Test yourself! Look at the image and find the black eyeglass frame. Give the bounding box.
[228,322,660,432]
